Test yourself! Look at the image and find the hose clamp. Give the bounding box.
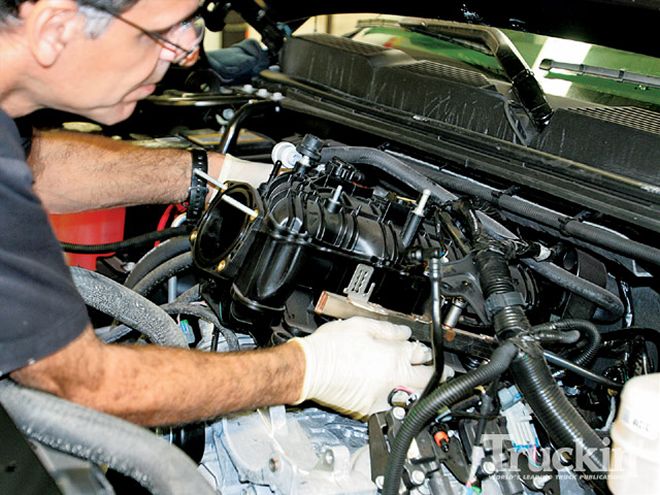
[485,291,525,317]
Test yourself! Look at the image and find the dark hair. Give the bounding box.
[1,0,139,22]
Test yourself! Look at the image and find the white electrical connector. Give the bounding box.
[498,386,540,456]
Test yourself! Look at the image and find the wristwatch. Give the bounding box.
[187,148,209,225]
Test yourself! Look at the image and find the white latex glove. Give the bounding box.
[292,317,434,419]
[213,153,273,196]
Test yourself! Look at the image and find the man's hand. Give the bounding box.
[292,317,433,419]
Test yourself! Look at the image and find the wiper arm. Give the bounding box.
[403,25,493,56]
[540,59,660,89]
[400,21,553,131]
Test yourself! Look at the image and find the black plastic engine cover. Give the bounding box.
[280,34,516,141]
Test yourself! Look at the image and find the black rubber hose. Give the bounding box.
[390,150,660,267]
[543,351,623,389]
[523,259,624,321]
[320,146,625,318]
[513,351,607,474]
[124,236,191,289]
[320,146,457,204]
[0,381,215,495]
[533,329,581,345]
[462,214,608,490]
[61,226,188,254]
[131,252,194,299]
[174,284,202,304]
[500,194,660,268]
[471,248,533,340]
[71,267,188,348]
[382,342,519,495]
[441,161,659,267]
[160,302,240,351]
[533,319,601,368]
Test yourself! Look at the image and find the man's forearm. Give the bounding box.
[29,130,223,213]
[12,327,305,427]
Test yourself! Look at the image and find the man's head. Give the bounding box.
[1,1,137,22]
[0,0,202,123]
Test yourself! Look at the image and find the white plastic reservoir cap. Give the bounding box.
[609,373,660,494]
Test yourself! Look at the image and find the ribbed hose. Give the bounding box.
[472,248,532,339]
[512,352,607,472]
[62,226,188,254]
[319,146,624,319]
[382,342,519,495]
[71,267,188,348]
[0,381,215,495]
[533,319,601,368]
[124,236,191,289]
[161,302,240,351]
[131,252,194,299]
[475,248,607,491]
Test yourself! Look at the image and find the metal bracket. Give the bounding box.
[315,291,431,340]
[436,255,489,323]
[343,264,376,303]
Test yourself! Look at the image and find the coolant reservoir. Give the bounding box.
[609,373,660,494]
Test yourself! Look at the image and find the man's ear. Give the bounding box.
[21,0,83,67]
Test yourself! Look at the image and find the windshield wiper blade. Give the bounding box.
[403,25,493,55]
[401,21,553,131]
[540,59,660,89]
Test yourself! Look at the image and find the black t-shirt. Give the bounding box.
[0,110,89,375]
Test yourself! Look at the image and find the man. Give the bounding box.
[0,0,432,426]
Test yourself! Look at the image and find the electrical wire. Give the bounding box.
[61,226,188,253]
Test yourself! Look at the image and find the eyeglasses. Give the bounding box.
[97,7,206,66]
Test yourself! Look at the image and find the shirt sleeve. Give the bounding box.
[0,154,90,376]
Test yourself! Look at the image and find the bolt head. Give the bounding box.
[411,469,426,486]
[268,456,280,472]
[323,449,335,466]
[482,460,496,475]
[392,406,406,421]
[532,474,552,489]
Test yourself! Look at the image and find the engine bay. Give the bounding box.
[80,100,658,494]
[17,16,659,495]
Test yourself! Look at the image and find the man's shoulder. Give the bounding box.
[0,109,26,161]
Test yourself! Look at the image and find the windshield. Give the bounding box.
[350,18,660,109]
